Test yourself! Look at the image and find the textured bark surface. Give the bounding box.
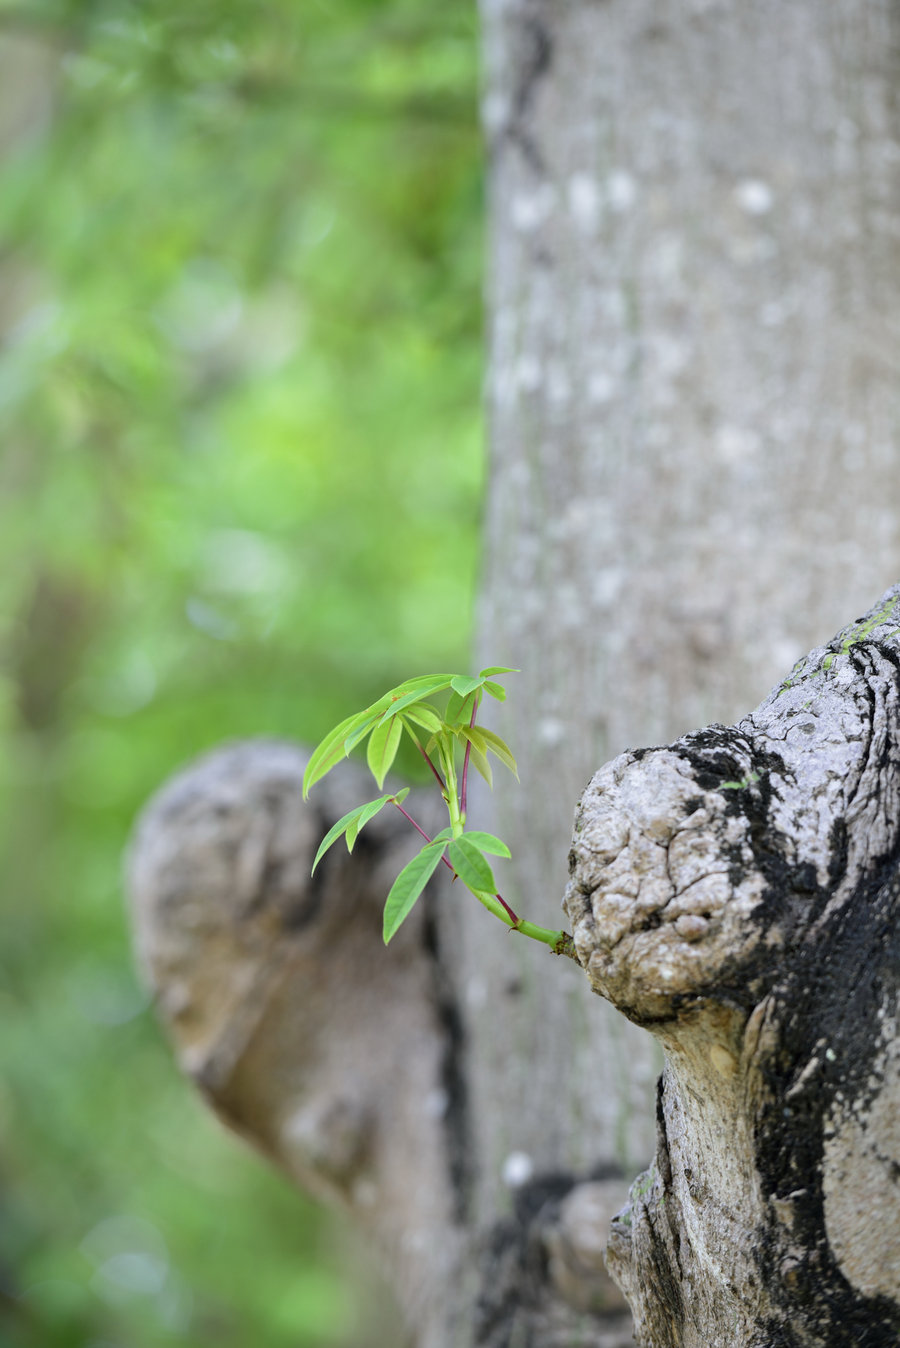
[566,585,900,1345]
[471,0,900,1257]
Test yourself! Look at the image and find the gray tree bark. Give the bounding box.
[129,1,900,1345]
[567,585,900,1344]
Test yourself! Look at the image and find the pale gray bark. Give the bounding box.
[464,0,900,1296]
[567,585,900,1344]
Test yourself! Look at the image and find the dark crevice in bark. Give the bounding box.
[502,9,552,175]
[422,893,474,1226]
[751,861,900,1345]
[473,1167,629,1348]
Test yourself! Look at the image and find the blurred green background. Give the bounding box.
[0,2,483,1344]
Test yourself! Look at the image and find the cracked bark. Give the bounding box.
[566,585,900,1345]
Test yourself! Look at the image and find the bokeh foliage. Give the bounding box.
[0,2,483,1343]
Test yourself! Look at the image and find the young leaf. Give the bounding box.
[312,800,373,873]
[386,672,456,698]
[343,712,382,753]
[449,674,482,698]
[448,836,496,893]
[465,737,493,788]
[346,787,409,850]
[304,710,374,798]
[367,714,402,788]
[401,704,443,735]
[461,830,511,859]
[446,687,478,725]
[482,680,506,702]
[376,677,456,722]
[383,841,446,944]
[478,666,519,678]
[478,727,519,779]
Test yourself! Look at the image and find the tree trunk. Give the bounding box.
[129,0,900,1344]
[567,585,900,1344]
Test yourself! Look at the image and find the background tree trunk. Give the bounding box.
[129,1,900,1344]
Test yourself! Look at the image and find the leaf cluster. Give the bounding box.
[304,669,518,942]
[303,667,516,797]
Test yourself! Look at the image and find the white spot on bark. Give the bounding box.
[735,178,774,215]
[515,353,543,392]
[716,424,761,463]
[466,977,487,1009]
[538,716,567,746]
[547,359,572,405]
[591,568,625,607]
[423,1088,449,1119]
[502,1151,534,1187]
[567,172,601,233]
[511,184,557,233]
[608,170,637,212]
[480,91,508,136]
[588,370,615,404]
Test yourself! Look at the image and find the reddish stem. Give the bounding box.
[390,798,519,920]
[417,743,446,792]
[391,800,454,874]
[495,891,520,924]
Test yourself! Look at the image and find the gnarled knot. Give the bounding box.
[563,729,772,1024]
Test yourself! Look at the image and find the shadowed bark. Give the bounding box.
[566,583,900,1346]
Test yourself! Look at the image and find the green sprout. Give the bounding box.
[303,668,577,959]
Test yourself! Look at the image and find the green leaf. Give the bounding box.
[478,727,518,778]
[376,677,457,722]
[343,712,382,753]
[367,714,402,788]
[383,841,446,944]
[461,830,511,859]
[312,800,374,873]
[401,705,443,735]
[446,688,478,725]
[482,680,506,702]
[448,836,496,893]
[478,666,519,678]
[465,737,492,788]
[312,789,410,872]
[456,725,492,785]
[386,673,457,698]
[346,787,408,850]
[303,710,372,798]
[449,674,482,698]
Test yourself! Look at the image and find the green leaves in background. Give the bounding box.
[0,2,482,1345]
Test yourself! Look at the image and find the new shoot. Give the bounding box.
[303,669,577,959]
